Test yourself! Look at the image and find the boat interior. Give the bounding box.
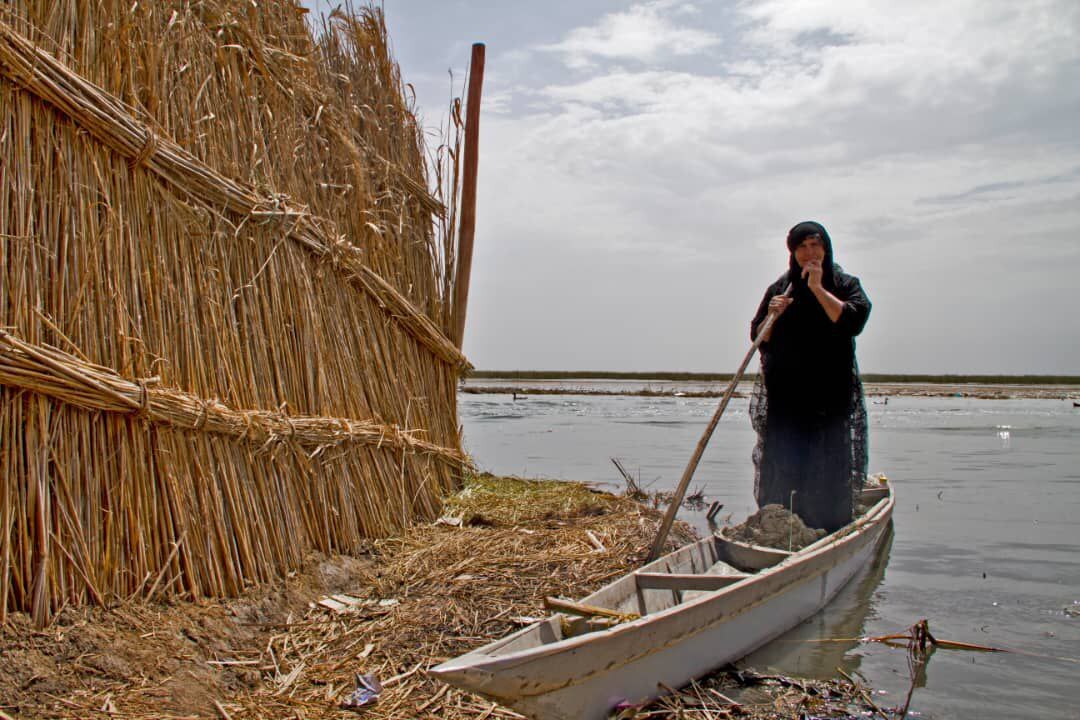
[480,485,890,653]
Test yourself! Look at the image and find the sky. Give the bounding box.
[306,0,1080,375]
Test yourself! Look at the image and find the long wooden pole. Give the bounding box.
[646,285,792,562]
[451,43,485,348]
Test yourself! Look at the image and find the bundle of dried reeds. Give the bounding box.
[0,1,468,624]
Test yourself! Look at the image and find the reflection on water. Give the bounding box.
[459,389,1080,719]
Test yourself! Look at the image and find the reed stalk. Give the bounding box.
[0,1,468,623]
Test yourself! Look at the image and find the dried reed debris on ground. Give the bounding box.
[1,476,884,719]
[0,475,688,718]
[223,474,693,719]
[617,668,891,720]
[0,552,378,718]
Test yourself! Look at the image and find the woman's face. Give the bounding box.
[794,234,826,268]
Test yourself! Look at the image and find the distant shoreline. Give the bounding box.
[467,370,1080,385]
[461,381,1080,400]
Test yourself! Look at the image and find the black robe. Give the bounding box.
[749,231,871,532]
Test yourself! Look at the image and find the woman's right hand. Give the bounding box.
[768,295,792,317]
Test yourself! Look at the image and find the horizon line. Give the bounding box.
[466,370,1080,385]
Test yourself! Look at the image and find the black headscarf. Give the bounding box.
[785,220,837,298]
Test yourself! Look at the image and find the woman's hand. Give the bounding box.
[802,259,824,290]
[768,295,792,317]
[801,261,845,322]
[758,294,792,342]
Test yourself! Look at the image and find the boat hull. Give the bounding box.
[432,487,894,720]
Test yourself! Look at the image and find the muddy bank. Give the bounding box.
[1,475,889,719]
[0,554,375,719]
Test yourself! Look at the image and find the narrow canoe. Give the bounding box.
[430,483,895,720]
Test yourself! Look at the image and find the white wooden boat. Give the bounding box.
[430,482,894,720]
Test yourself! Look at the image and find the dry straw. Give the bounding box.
[0,475,885,719]
[0,1,469,624]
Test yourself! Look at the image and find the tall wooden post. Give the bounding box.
[452,43,485,349]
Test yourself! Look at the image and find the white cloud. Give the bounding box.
[512,0,1080,190]
[387,0,1080,373]
[540,1,722,69]
[738,0,1080,100]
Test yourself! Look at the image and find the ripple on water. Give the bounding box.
[473,413,528,421]
[614,419,695,428]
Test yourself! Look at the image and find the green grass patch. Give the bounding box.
[444,473,614,526]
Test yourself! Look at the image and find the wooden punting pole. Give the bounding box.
[646,284,793,562]
[452,43,485,349]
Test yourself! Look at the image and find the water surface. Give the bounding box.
[459,386,1080,719]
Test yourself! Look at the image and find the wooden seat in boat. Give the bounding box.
[633,571,749,592]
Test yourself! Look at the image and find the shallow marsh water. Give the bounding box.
[459,383,1080,719]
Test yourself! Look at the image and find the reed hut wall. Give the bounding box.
[0,1,470,625]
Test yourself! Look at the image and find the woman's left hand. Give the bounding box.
[802,259,824,290]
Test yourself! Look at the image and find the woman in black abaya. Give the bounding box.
[749,221,871,532]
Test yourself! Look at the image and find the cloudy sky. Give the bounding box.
[310,0,1080,375]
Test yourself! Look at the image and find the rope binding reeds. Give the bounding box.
[0,330,464,463]
[1,0,471,624]
[0,15,469,371]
